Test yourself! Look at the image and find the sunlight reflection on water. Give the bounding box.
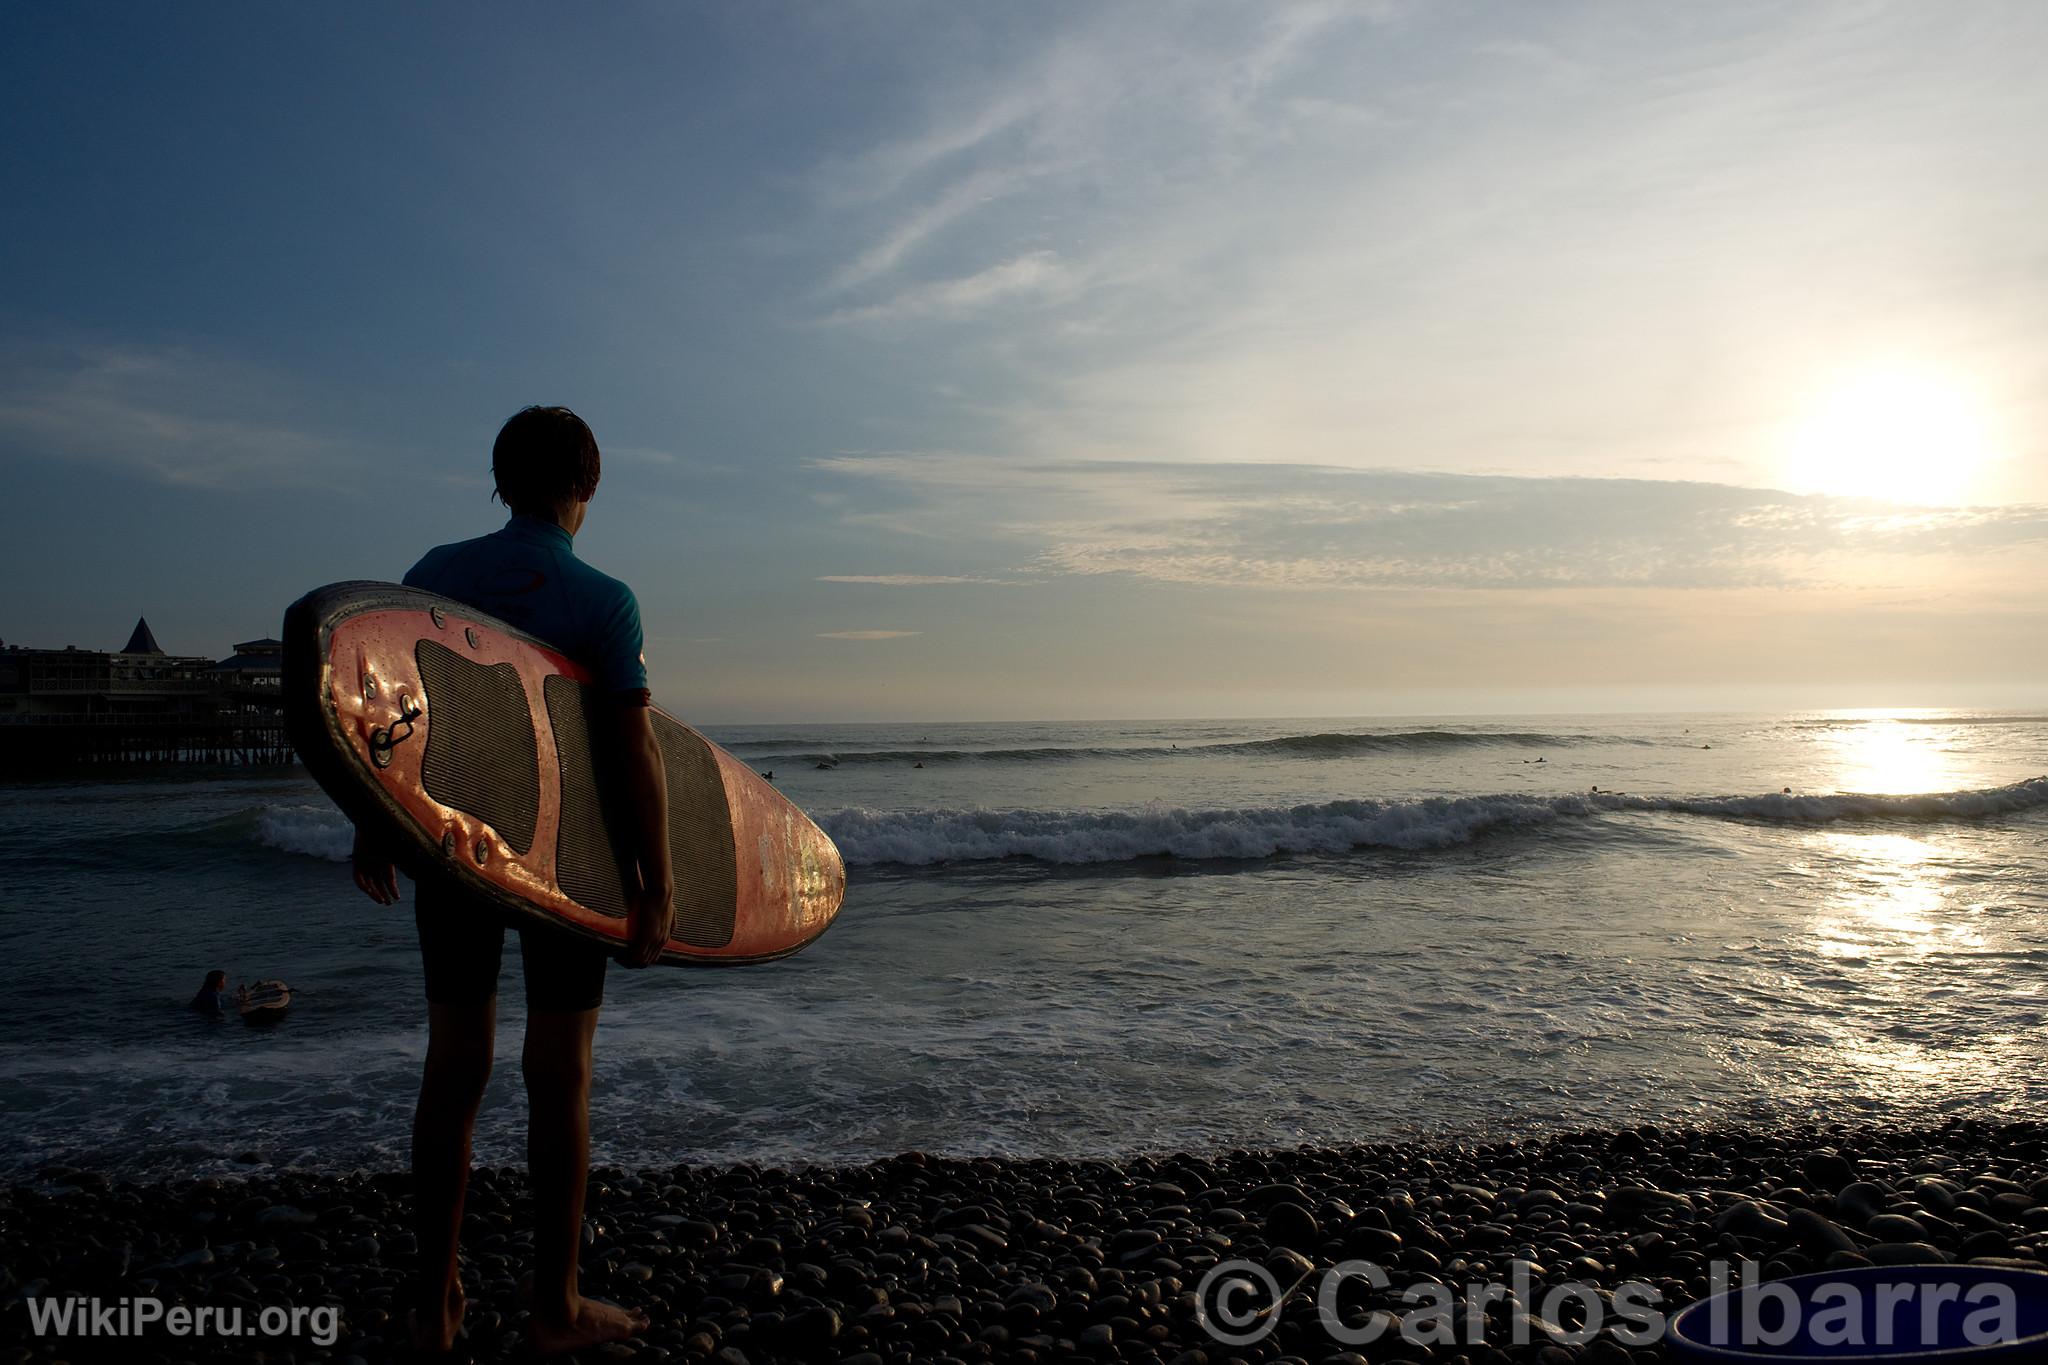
[1820,711,1966,795]
[1800,824,2009,1098]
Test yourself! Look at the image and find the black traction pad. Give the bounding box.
[544,675,739,948]
[415,639,540,855]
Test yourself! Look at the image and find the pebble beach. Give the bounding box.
[7,1119,2046,1364]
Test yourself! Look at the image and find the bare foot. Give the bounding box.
[527,1297,649,1357]
[408,1284,468,1356]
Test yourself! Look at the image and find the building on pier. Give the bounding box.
[0,618,292,770]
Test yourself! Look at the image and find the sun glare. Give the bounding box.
[1782,367,2000,506]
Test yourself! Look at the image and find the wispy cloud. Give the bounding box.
[794,4,2048,493]
[818,629,923,640]
[816,574,1027,587]
[0,341,366,489]
[819,455,2048,592]
[826,168,1030,294]
[819,252,1072,324]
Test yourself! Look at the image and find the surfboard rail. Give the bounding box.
[283,581,845,966]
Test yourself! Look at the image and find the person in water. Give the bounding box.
[348,407,672,1357]
[189,969,243,1017]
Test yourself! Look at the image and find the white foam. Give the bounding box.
[821,778,2048,866]
[255,803,353,861]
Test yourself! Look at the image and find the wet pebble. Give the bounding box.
[7,1120,2047,1363]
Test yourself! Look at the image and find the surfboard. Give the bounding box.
[282,581,845,966]
[239,980,291,1025]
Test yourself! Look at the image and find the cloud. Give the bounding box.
[818,455,2048,592]
[819,252,1071,324]
[816,574,1026,586]
[805,4,1391,331]
[610,444,683,466]
[818,629,923,640]
[0,341,366,489]
[790,4,2048,494]
[826,168,1029,294]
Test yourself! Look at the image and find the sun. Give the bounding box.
[1781,366,2001,505]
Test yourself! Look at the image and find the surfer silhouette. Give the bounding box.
[189,969,244,1018]
[347,407,668,1356]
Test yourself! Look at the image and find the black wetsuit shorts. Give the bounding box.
[415,877,608,1013]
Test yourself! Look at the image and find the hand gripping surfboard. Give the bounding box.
[282,581,844,965]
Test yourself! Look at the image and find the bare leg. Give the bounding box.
[523,1006,647,1355]
[411,999,495,1352]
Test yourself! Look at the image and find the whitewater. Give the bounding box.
[4,709,2046,1179]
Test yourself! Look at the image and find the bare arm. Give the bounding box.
[604,701,674,967]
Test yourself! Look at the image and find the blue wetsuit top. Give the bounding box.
[404,515,650,702]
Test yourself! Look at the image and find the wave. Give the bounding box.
[1788,714,2048,729]
[231,778,2048,871]
[754,729,1628,768]
[253,804,353,862]
[821,778,2048,867]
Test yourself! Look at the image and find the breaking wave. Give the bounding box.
[234,778,2048,870]
[821,778,2048,867]
[753,729,1632,768]
[253,804,354,861]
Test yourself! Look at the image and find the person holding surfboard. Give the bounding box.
[348,406,675,1356]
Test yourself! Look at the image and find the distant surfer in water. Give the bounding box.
[348,407,669,1357]
[189,969,242,1017]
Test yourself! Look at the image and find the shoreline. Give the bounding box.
[4,1118,2045,1364]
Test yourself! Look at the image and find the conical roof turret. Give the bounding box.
[122,617,163,654]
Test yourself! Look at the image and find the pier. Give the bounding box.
[0,618,291,773]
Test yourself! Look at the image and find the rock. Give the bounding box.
[786,1306,842,1346]
[1961,1230,2012,1259]
[1714,1200,1788,1238]
[1345,1225,1402,1258]
[1265,1202,1320,1249]
[1867,1213,1928,1241]
[1787,1208,1858,1256]
[1865,1241,1950,1265]
[256,1205,316,1228]
[957,1223,1008,1254]
[1802,1151,1856,1192]
[1607,1187,1693,1217]
[1245,1183,1311,1208]
[1836,1182,1889,1223]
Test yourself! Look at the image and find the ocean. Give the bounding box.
[3,710,2045,1181]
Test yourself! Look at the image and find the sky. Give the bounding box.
[3,1,2046,721]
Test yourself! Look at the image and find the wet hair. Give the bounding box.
[491,406,601,515]
[203,970,227,991]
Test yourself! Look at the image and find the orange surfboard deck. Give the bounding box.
[283,582,844,965]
